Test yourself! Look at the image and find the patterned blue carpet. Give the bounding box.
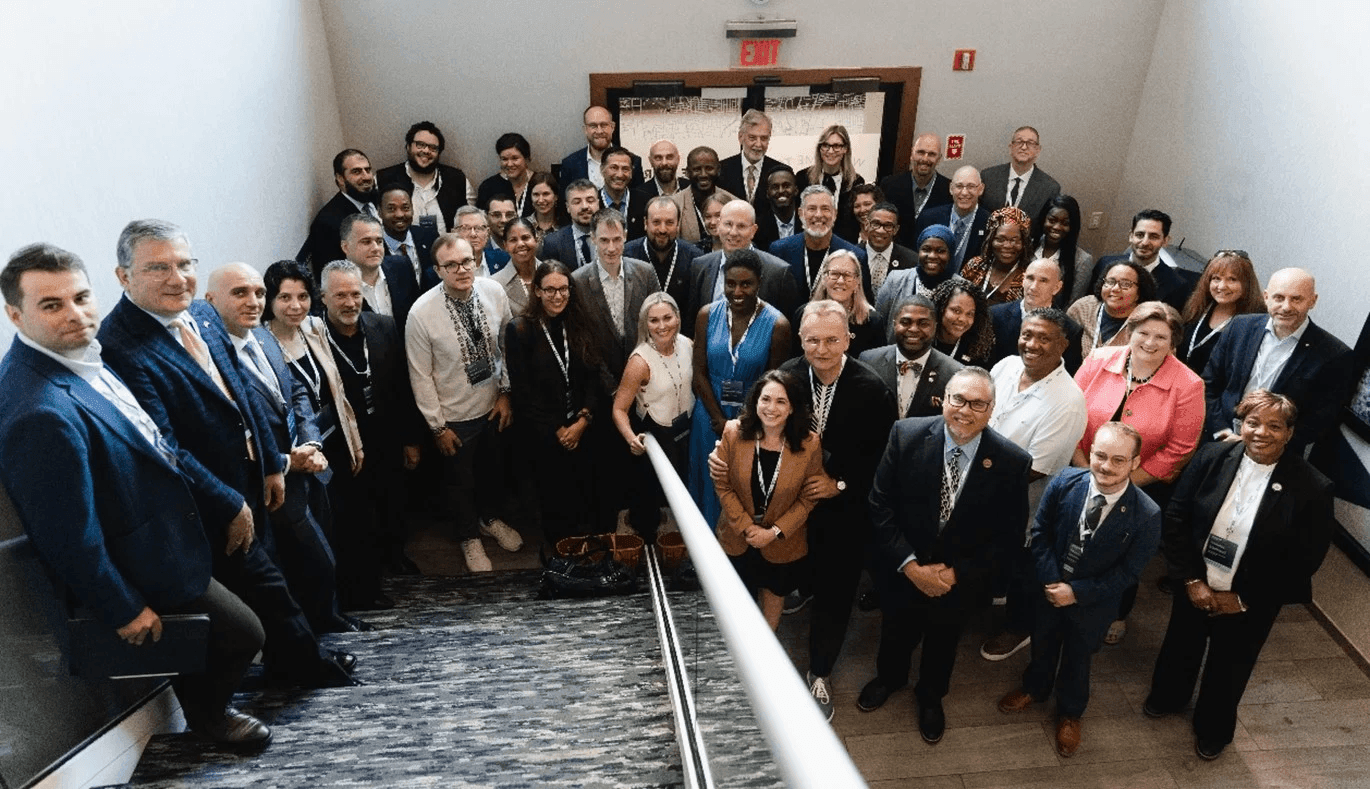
[118,573,782,788]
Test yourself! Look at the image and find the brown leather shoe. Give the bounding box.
[997,689,1036,714]
[1055,717,1082,757]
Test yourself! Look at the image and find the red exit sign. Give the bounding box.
[738,38,781,68]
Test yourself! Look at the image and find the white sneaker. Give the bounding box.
[615,510,638,536]
[479,518,523,552]
[807,672,834,722]
[660,507,678,533]
[462,539,493,572]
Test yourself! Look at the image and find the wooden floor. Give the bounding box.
[409,515,1370,788]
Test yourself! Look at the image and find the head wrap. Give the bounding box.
[917,223,956,249]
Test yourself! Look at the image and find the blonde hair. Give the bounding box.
[809,250,872,324]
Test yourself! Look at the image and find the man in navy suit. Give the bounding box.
[1202,268,1354,455]
[911,166,989,275]
[538,179,601,270]
[768,185,869,303]
[297,148,378,280]
[558,105,644,195]
[879,133,953,248]
[1089,209,1200,314]
[625,196,704,313]
[339,213,425,337]
[0,243,272,749]
[685,199,801,331]
[99,220,355,689]
[997,422,1161,758]
[858,368,1032,744]
[205,262,351,635]
[988,258,1085,374]
[452,206,511,277]
[377,181,439,284]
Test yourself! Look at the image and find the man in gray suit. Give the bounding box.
[859,294,963,418]
[572,208,662,532]
[685,199,800,333]
[978,126,1062,222]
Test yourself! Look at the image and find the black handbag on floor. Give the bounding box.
[540,537,637,598]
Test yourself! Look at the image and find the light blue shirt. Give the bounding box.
[1246,317,1309,395]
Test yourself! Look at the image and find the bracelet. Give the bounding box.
[577,408,593,425]
[1184,578,1203,587]
[432,425,451,437]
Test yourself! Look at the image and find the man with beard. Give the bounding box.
[625,195,703,311]
[860,295,963,418]
[639,139,689,197]
[538,179,601,270]
[558,106,644,194]
[671,147,737,245]
[768,185,869,303]
[880,133,952,247]
[340,214,424,335]
[298,148,378,280]
[376,121,474,234]
[598,146,646,240]
[752,167,801,252]
[378,182,438,287]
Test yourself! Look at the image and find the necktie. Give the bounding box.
[898,360,923,376]
[577,233,592,268]
[871,252,889,289]
[243,339,283,402]
[173,318,255,460]
[746,164,758,201]
[823,173,837,194]
[1081,494,1106,541]
[1063,494,1107,580]
[1008,177,1021,207]
[939,447,964,527]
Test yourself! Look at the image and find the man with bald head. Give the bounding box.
[204,263,348,633]
[913,166,989,274]
[988,257,1085,373]
[641,140,689,197]
[1203,268,1355,455]
[672,146,737,244]
[685,198,800,328]
[880,133,953,247]
[558,105,644,194]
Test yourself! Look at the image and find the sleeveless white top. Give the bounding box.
[632,337,694,425]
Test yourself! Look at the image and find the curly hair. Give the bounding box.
[931,278,994,363]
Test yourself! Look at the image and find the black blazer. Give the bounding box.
[912,204,989,274]
[778,356,897,526]
[625,237,704,313]
[362,255,429,338]
[685,249,801,335]
[637,177,691,198]
[858,344,964,418]
[298,192,367,279]
[375,162,471,230]
[879,170,953,247]
[719,153,788,207]
[978,163,1062,224]
[751,208,802,254]
[557,146,645,195]
[505,316,598,434]
[538,225,591,271]
[1162,440,1334,608]
[386,224,439,283]
[475,174,534,215]
[350,312,425,456]
[1202,314,1355,454]
[988,299,1085,374]
[601,188,647,241]
[869,417,1032,609]
[1091,253,1200,315]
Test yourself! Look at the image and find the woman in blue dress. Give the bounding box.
[689,249,792,528]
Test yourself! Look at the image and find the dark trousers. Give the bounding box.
[1002,544,1037,635]
[589,412,631,532]
[1022,598,1099,718]
[212,540,326,673]
[166,578,265,722]
[439,418,493,542]
[524,425,594,545]
[324,432,384,607]
[807,513,866,678]
[267,472,341,633]
[626,413,690,545]
[875,597,968,703]
[1147,592,1281,745]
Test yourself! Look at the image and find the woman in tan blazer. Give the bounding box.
[714,369,825,629]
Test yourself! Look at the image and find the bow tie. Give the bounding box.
[899,360,923,376]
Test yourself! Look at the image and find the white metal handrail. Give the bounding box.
[644,435,868,788]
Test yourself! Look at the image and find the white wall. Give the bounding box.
[1116,0,1370,342]
[0,0,343,345]
[317,0,1165,255]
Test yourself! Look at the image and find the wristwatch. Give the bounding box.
[835,479,847,492]
[771,526,784,540]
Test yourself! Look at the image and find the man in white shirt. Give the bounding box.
[375,121,475,235]
[641,139,688,196]
[978,126,1062,222]
[405,235,519,573]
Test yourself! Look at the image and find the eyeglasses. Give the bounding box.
[457,224,489,235]
[538,286,570,297]
[818,142,848,151]
[410,141,439,153]
[438,259,477,271]
[825,270,857,282]
[137,259,198,278]
[1214,249,1251,260]
[1010,139,1040,148]
[947,392,991,413]
[867,219,897,232]
[1102,278,1138,291]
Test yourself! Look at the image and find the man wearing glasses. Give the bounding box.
[405,235,518,573]
[452,206,511,277]
[911,166,989,275]
[1089,209,1199,313]
[978,126,1062,221]
[558,106,644,195]
[858,368,1031,746]
[862,201,918,292]
[376,121,475,235]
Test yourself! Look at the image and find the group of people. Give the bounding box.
[0,105,1356,762]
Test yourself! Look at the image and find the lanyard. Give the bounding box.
[727,302,761,368]
[1187,305,1233,359]
[981,262,1019,301]
[325,324,371,381]
[754,440,785,514]
[657,241,680,289]
[513,179,530,216]
[540,319,571,386]
[808,358,844,437]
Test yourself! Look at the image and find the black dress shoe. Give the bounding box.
[918,700,946,744]
[388,552,421,575]
[272,657,362,689]
[331,650,358,675]
[1195,737,1226,760]
[857,591,880,612]
[189,707,272,752]
[1141,697,1170,718]
[339,614,375,632]
[856,678,904,712]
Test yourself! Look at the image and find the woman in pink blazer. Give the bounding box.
[1071,301,1204,644]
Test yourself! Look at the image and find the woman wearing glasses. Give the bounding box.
[796,125,866,242]
[714,369,825,630]
[505,262,601,543]
[958,206,1033,308]
[804,249,885,357]
[1067,260,1159,356]
[1071,301,1204,644]
[1177,251,1264,375]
